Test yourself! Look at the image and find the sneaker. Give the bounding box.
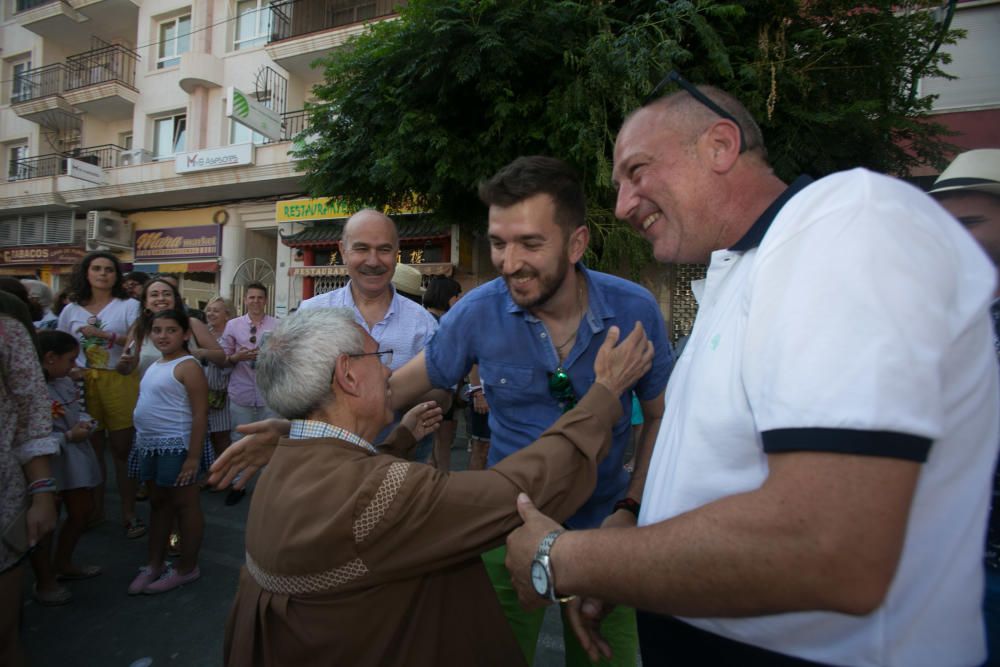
[33,584,72,606]
[127,564,166,595]
[124,516,147,540]
[144,566,200,594]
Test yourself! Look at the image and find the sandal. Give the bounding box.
[55,565,103,581]
[124,516,147,540]
[33,584,72,606]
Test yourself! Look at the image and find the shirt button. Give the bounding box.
[500,378,507,384]
[540,332,547,339]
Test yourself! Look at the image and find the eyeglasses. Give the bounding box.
[347,349,394,366]
[643,70,747,154]
[249,325,257,345]
[548,367,577,413]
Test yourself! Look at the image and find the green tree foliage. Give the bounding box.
[296,0,960,273]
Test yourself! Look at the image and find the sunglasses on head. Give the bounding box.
[548,367,577,414]
[643,70,747,154]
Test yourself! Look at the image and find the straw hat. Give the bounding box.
[391,263,425,297]
[929,149,1000,197]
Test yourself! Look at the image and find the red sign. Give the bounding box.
[1,246,86,265]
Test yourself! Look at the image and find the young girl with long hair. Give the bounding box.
[29,331,103,605]
[126,309,211,594]
[57,251,143,538]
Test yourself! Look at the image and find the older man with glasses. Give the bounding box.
[223,307,654,666]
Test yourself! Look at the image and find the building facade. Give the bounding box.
[0,0,416,313]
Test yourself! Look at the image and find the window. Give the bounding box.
[7,143,29,181]
[119,132,133,151]
[10,58,32,103]
[157,15,191,69]
[154,114,186,159]
[234,0,271,50]
[231,118,267,146]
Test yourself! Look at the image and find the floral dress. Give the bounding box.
[0,316,59,572]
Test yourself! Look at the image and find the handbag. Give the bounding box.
[207,388,228,411]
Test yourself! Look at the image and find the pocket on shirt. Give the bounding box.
[478,361,536,405]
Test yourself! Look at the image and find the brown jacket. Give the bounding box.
[224,384,621,666]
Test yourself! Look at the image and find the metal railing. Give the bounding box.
[12,63,68,103]
[8,144,126,182]
[66,44,139,91]
[268,0,404,43]
[11,45,138,104]
[280,109,310,141]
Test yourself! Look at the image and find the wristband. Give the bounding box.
[28,477,58,495]
[613,497,641,518]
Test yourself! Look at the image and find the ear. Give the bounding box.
[338,239,348,259]
[701,119,741,173]
[567,225,589,264]
[333,354,363,398]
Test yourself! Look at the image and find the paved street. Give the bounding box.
[19,418,587,667]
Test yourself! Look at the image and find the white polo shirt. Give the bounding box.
[641,169,999,666]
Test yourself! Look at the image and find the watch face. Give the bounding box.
[531,560,549,596]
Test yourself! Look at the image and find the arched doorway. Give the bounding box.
[231,257,275,315]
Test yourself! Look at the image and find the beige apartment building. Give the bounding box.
[0,0,421,315]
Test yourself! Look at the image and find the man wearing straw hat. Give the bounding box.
[929,148,1000,663]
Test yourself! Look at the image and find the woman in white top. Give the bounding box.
[57,252,143,539]
[201,296,235,459]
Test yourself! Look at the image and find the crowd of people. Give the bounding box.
[1,81,999,667]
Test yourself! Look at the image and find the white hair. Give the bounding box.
[21,279,53,309]
[256,307,365,419]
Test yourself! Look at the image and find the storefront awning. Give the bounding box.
[281,219,450,248]
[288,262,454,278]
[134,260,220,274]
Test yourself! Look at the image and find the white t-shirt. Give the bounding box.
[58,298,140,370]
[641,169,999,667]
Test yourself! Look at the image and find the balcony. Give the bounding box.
[7,145,126,182]
[63,45,140,120]
[266,0,404,78]
[16,0,139,52]
[12,46,138,125]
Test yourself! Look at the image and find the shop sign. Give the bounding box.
[275,197,428,222]
[66,158,108,185]
[134,225,221,261]
[176,143,254,174]
[1,246,86,265]
[226,87,283,142]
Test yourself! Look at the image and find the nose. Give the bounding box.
[614,181,637,223]
[500,244,523,276]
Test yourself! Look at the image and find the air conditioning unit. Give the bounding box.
[86,210,132,251]
[118,148,153,167]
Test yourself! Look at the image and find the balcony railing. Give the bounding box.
[268,0,404,43]
[15,0,59,12]
[280,109,310,142]
[13,63,68,102]
[8,144,126,182]
[12,45,138,104]
[66,45,139,91]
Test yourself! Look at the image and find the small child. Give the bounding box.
[29,331,103,605]
[126,309,212,594]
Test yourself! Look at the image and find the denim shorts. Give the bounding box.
[136,450,198,488]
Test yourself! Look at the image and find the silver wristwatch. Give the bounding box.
[530,529,574,602]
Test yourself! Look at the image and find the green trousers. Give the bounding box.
[482,545,638,666]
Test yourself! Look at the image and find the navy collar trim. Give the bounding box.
[729,175,814,252]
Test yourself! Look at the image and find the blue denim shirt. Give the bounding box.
[426,264,673,529]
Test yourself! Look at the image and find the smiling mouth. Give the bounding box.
[641,212,660,231]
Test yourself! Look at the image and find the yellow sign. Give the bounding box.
[275,197,427,222]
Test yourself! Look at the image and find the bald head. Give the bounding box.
[342,209,399,249]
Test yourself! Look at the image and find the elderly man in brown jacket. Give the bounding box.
[223,307,653,666]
